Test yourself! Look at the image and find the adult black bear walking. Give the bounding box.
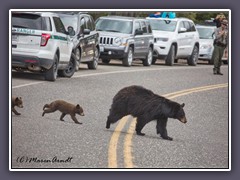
[106,85,187,140]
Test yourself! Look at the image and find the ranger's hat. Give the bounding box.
[216,13,226,19]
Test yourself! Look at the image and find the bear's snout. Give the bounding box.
[180,117,187,124]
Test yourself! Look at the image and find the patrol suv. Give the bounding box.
[96,16,154,67]
[12,12,76,81]
[147,17,200,66]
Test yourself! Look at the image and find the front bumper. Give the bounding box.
[99,46,128,59]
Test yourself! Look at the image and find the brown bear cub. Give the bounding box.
[12,96,23,115]
[106,85,187,140]
[42,100,84,124]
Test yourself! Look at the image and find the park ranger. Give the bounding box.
[212,19,228,75]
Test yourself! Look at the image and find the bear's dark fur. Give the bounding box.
[42,100,85,124]
[12,96,23,115]
[106,85,187,140]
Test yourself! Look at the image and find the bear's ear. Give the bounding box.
[76,104,80,109]
[16,97,22,101]
[181,103,185,107]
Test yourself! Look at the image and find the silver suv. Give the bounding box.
[147,17,200,66]
[12,12,76,81]
[96,16,154,66]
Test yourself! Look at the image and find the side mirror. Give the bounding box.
[135,29,143,35]
[83,29,91,35]
[67,26,75,36]
[178,27,187,33]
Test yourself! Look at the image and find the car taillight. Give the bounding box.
[41,33,51,46]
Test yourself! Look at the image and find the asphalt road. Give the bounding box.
[11,60,229,170]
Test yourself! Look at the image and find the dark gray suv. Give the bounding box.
[95,16,154,66]
[59,12,100,70]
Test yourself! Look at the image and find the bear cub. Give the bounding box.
[106,85,187,140]
[12,96,23,115]
[42,100,84,124]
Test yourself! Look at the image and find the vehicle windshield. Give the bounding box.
[148,19,177,32]
[96,19,133,34]
[59,15,78,34]
[197,27,215,39]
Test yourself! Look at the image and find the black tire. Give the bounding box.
[58,53,76,78]
[102,59,111,64]
[123,47,133,67]
[187,45,199,66]
[45,54,58,81]
[143,48,153,66]
[88,47,99,69]
[166,45,175,66]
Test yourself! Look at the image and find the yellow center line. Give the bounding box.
[165,84,228,99]
[124,118,136,168]
[108,83,228,168]
[108,116,129,168]
[163,83,228,97]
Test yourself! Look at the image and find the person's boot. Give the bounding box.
[213,68,217,75]
[217,70,223,75]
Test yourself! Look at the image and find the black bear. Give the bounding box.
[12,96,23,115]
[42,100,85,124]
[106,85,187,140]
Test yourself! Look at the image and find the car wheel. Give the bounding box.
[45,54,58,81]
[123,47,133,67]
[88,47,99,69]
[58,53,76,78]
[143,48,153,66]
[166,45,175,66]
[187,45,199,66]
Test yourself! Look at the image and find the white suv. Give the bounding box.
[147,17,200,66]
[12,12,76,81]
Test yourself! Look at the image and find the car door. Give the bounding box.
[133,20,145,57]
[183,21,195,55]
[78,16,89,62]
[85,15,98,61]
[139,20,149,56]
[176,21,188,56]
[79,15,95,62]
[53,17,72,62]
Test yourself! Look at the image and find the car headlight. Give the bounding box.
[114,37,122,46]
[155,37,169,42]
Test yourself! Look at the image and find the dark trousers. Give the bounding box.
[211,45,225,73]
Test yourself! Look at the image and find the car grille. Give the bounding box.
[100,37,113,45]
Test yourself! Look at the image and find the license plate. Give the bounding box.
[100,46,104,52]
